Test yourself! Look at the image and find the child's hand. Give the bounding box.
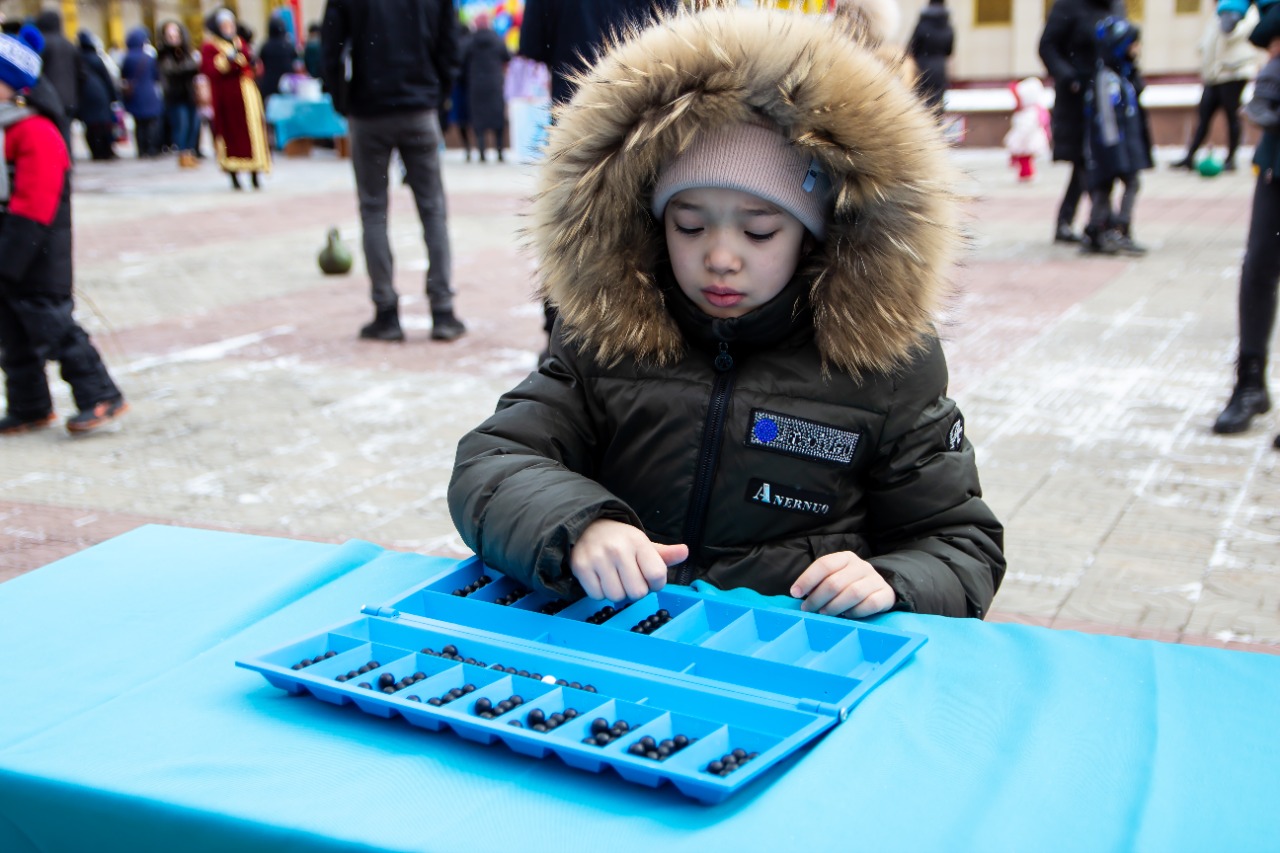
[570,519,688,602]
[790,551,896,618]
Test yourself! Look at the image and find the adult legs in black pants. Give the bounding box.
[1174,80,1247,170]
[1054,161,1087,243]
[1215,174,1280,434]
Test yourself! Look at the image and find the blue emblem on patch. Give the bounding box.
[753,418,779,444]
[745,409,860,466]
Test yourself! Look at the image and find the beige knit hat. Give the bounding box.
[651,119,831,239]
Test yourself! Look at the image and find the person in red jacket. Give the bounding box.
[0,25,128,436]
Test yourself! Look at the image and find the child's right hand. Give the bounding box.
[569,519,688,602]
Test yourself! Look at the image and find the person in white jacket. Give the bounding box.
[1172,6,1263,171]
[1004,76,1052,182]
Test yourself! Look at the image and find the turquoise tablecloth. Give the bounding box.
[1,525,1277,853]
[265,94,348,148]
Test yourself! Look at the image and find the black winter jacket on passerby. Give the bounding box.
[319,0,456,117]
[76,34,117,125]
[257,17,298,99]
[908,5,954,110]
[1039,0,1127,162]
[518,0,679,105]
[463,27,509,133]
[35,10,82,118]
[450,9,1005,618]
[157,26,199,108]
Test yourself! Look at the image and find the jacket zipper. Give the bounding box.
[677,342,736,585]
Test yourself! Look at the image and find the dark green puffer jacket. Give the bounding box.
[448,7,1005,618]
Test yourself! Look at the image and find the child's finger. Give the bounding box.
[654,543,689,567]
[574,566,604,601]
[789,552,850,599]
[637,546,671,592]
[621,557,657,601]
[597,565,629,604]
[844,586,895,619]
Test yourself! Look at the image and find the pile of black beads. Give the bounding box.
[336,659,381,682]
[495,587,531,606]
[537,600,572,615]
[472,694,525,719]
[551,678,598,693]
[582,716,630,747]
[488,664,544,680]
[705,748,757,776]
[420,644,486,667]
[359,670,428,694]
[629,609,672,635]
[415,683,478,707]
[512,706,578,732]
[293,650,338,670]
[451,575,493,597]
[627,734,695,761]
[586,605,621,625]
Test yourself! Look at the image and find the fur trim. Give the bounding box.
[530,6,962,376]
[833,0,902,47]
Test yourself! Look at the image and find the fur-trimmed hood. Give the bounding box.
[530,6,962,377]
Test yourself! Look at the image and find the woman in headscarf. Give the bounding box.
[200,7,270,189]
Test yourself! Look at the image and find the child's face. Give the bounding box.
[164,23,181,45]
[0,80,13,102]
[664,187,807,320]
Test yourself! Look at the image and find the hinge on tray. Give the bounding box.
[360,605,400,618]
[795,698,845,720]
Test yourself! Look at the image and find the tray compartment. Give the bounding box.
[652,600,750,645]
[699,607,799,655]
[553,595,635,626]
[600,590,702,635]
[609,712,723,787]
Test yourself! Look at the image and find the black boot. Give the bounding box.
[229,172,242,190]
[430,310,467,342]
[1114,223,1147,256]
[359,306,405,342]
[1213,355,1270,434]
[1054,222,1081,244]
[250,171,261,189]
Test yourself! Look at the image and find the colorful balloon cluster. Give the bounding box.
[458,0,524,50]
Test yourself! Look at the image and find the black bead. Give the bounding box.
[584,685,597,693]
[590,717,610,735]
[628,743,646,757]
[517,670,530,678]
[336,674,348,682]
[639,736,656,750]
[496,701,512,713]
[708,761,724,774]
[324,651,337,659]
[474,697,493,714]
[406,695,421,702]
[659,739,674,750]
[358,682,372,689]
[452,590,465,596]
[382,686,396,694]
[568,682,581,690]
[527,709,545,725]
[532,723,548,732]
[509,695,523,706]
[673,734,689,748]
[646,750,660,760]
[442,645,458,657]
[346,670,359,679]
[656,745,671,758]
[595,732,612,745]
[292,663,304,671]
[378,673,395,689]
[447,688,463,699]
[413,672,426,681]
[368,661,380,669]
[582,736,598,745]
[563,708,578,719]
[656,609,669,619]
[421,648,435,656]
[428,697,442,706]
[462,684,476,693]
[631,626,644,633]
[508,720,523,727]
[556,679,568,686]
[549,713,565,726]
[732,748,748,761]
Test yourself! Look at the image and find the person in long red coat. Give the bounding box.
[200,8,270,190]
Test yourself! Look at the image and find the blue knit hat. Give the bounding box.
[0,25,44,93]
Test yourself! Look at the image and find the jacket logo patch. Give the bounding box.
[746,479,834,517]
[948,416,965,451]
[746,409,860,466]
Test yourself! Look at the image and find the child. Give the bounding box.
[1212,6,1280,442]
[1081,17,1153,256]
[1004,76,1051,182]
[448,6,1005,619]
[1,25,129,435]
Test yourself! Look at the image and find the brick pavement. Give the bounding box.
[1,145,1275,652]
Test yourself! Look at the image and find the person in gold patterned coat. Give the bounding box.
[200,8,270,190]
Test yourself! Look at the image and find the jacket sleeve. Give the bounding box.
[517,0,554,64]
[0,119,67,290]
[448,333,643,598]
[319,0,348,98]
[859,339,1005,618]
[432,0,459,96]
[1038,6,1077,87]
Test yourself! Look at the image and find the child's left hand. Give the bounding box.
[790,551,896,618]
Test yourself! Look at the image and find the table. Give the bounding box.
[265,94,348,149]
[1,525,1277,853]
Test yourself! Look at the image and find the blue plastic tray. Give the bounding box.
[237,557,926,803]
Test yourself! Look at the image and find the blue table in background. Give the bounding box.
[265,94,348,149]
[1,525,1277,853]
